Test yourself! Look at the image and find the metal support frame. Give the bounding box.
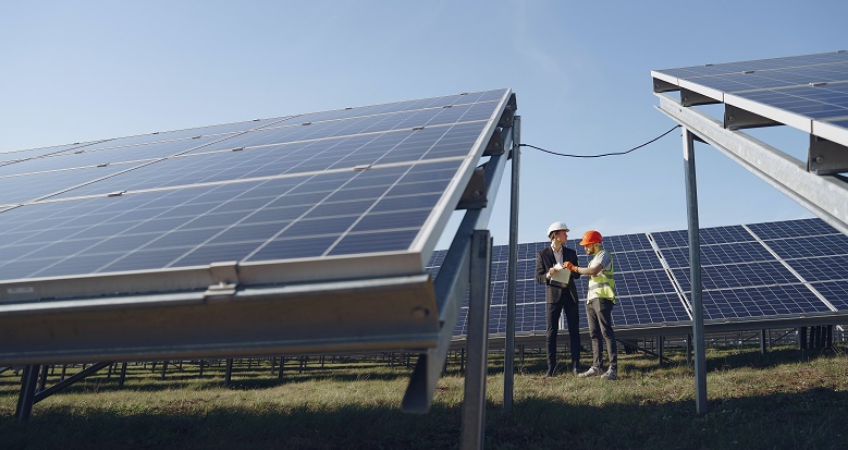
[401,106,514,413]
[15,365,39,423]
[808,135,848,175]
[683,128,708,415]
[504,115,520,413]
[760,330,768,355]
[15,361,112,422]
[656,93,848,236]
[461,230,492,450]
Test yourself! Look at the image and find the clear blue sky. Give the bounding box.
[2,1,845,248]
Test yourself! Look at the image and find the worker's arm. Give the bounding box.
[564,260,603,276]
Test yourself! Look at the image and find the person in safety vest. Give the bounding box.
[564,230,618,380]
[536,221,582,377]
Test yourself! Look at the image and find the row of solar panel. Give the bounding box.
[433,218,848,337]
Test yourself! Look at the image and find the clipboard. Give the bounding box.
[551,263,571,285]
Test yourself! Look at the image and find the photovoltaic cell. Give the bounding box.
[784,255,848,282]
[763,234,848,260]
[659,241,779,269]
[809,280,848,310]
[747,218,840,239]
[673,261,802,292]
[613,293,690,326]
[689,285,831,321]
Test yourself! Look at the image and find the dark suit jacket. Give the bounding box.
[536,246,580,304]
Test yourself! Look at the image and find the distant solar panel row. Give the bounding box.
[441,218,847,339]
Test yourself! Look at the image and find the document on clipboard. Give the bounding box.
[551,263,571,285]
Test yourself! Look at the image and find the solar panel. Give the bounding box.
[0,90,511,295]
[2,89,517,367]
[652,50,848,147]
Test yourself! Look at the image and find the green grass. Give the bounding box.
[1,346,847,449]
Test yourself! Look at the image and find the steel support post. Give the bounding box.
[504,115,520,413]
[15,365,40,423]
[461,230,492,450]
[760,330,767,355]
[658,336,664,366]
[120,362,128,387]
[684,128,708,415]
[38,364,48,391]
[225,358,234,385]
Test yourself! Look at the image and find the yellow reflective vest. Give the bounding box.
[587,250,615,303]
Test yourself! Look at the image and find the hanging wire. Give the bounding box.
[519,125,681,158]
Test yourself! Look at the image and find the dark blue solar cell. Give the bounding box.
[674,260,801,291]
[688,285,832,320]
[613,293,691,326]
[613,250,664,272]
[282,215,359,238]
[207,222,287,245]
[765,234,848,259]
[0,164,130,205]
[327,229,418,256]
[173,242,258,267]
[351,209,431,233]
[809,280,848,310]
[603,233,652,252]
[747,218,836,239]
[650,229,689,249]
[662,241,779,269]
[785,255,848,282]
[615,270,676,296]
[248,236,329,260]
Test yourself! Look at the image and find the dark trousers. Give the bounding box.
[546,297,581,373]
[586,298,617,370]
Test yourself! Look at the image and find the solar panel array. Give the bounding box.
[652,50,848,147]
[432,218,848,339]
[0,89,511,294]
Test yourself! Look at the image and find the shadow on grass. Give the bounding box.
[2,387,846,450]
[0,365,415,396]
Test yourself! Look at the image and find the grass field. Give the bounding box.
[1,344,846,450]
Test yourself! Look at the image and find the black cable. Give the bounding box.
[520,125,681,158]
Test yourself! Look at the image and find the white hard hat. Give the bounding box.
[547,221,570,238]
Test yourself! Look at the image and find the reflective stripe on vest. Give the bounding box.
[588,251,615,303]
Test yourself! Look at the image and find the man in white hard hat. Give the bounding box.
[535,221,582,377]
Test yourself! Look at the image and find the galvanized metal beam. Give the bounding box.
[656,93,848,236]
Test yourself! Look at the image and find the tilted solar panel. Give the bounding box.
[0,89,516,364]
[652,50,848,148]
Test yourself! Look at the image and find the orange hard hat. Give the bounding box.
[579,230,603,246]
